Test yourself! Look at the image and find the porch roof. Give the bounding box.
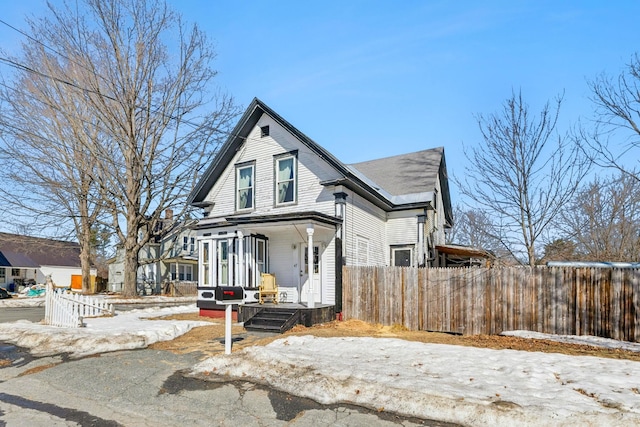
[195,211,342,230]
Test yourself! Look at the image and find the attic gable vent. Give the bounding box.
[260,125,270,137]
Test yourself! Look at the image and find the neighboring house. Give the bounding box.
[107,211,198,293]
[0,232,95,290]
[188,98,453,315]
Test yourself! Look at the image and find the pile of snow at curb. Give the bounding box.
[0,305,207,358]
[192,335,640,427]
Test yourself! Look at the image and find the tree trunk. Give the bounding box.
[80,243,93,293]
[123,240,139,297]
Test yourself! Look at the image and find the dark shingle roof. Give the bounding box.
[0,233,82,268]
[348,147,444,196]
[189,98,452,222]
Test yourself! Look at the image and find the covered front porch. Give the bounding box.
[196,212,342,324]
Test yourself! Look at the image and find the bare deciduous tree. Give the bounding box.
[456,91,590,266]
[558,173,640,262]
[541,238,579,262]
[588,53,640,180]
[0,0,238,295]
[448,205,517,265]
[0,44,105,292]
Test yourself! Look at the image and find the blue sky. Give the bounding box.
[2,1,639,203]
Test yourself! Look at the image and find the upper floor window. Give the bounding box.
[236,163,255,210]
[275,153,297,205]
[183,236,195,253]
[260,125,270,137]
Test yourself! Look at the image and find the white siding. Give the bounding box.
[426,174,446,245]
[268,236,298,289]
[204,114,341,219]
[387,213,419,245]
[344,192,386,266]
[39,266,86,288]
[322,238,336,304]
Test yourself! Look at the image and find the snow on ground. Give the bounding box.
[0,303,207,358]
[193,335,640,426]
[0,294,196,308]
[2,299,640,426]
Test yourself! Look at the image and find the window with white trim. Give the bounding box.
[218,240,229,285]
[236,163,255,210]
[355,236,370,266]
[256,239,266,275]
[392,246,413,267]
[275,154,297,205]
[201,242,210,286]
[178,264,193,281]
[183,236,194,253]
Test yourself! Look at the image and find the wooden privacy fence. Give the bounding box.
[342,266,640,342]
[164,280,198,297]
[44,283,114,328]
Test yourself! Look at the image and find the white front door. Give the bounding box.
[300,245,321,303]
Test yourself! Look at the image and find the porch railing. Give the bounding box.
[44,283,114,328]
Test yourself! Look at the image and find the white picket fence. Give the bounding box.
[44,283,114,328]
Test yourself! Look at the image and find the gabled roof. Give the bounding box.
[189,98,452,218]
[189,98,349,206]
[348,147,453,225]
[0,232,82,268]
[350,148,443,196]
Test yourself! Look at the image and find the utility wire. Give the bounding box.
[0,18,234,135]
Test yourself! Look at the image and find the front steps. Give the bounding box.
[243,308,301,333]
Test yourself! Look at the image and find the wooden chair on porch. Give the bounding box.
[259,273,279,304]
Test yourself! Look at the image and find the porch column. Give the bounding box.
[417,214,426,267]
[333,191,347,313]
[237,230,244,286]
[307,224,315,308]
[333,191,347,262]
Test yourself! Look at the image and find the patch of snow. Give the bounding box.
[2,302,640,426]
[192,335,640,426]
[0,294,196,308]
[0,304,207,358]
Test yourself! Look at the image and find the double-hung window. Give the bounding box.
[275,153,297,205]
[178,265,193,281]
[236,163,255,210]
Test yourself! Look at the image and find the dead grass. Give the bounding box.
[148,313,640,362]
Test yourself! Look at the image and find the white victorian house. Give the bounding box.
[188,98,452,318]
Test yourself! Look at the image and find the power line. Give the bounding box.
[0,18,236,136]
